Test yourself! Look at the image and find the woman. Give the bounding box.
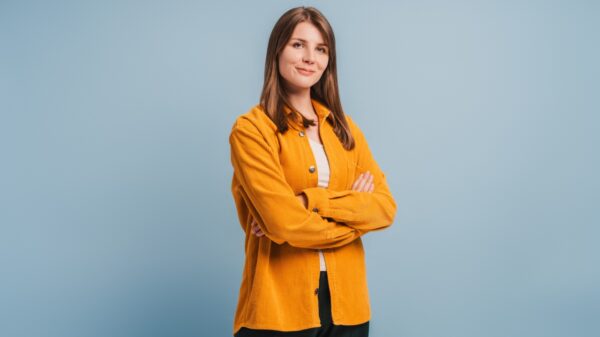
[229,6,397,337]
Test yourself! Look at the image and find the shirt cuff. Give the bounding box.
[302,187,330,215]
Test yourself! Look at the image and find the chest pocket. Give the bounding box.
[276,129,311,193]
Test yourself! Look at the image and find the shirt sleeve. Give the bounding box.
[301,115,397,233]
[229,118,363,249]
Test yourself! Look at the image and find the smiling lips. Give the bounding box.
[296,67,315,76]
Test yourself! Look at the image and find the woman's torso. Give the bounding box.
[230,98,372,334]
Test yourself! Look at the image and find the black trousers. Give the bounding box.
[234,271,369,337]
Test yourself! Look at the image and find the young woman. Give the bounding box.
[229,6,397,337]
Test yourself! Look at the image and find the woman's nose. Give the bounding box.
[302,50,315,64]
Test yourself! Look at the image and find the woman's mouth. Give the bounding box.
[296,67,315,76]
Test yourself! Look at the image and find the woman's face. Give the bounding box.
[278,21,329,93]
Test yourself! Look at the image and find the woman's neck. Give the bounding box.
[287,90,317,119]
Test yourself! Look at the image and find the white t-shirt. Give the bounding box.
[308,137,331,271]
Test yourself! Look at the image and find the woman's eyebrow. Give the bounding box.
[290,37,328,46]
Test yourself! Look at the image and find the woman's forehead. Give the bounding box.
[290,22,326,44]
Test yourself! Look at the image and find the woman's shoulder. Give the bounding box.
[343,112,355,126]
[342,112,362,136]
[229,104,280,149]
[231,103,277,133]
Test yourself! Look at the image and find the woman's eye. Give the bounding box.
[292,42,302,48]
[317,47,327,53]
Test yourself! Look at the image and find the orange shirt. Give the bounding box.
[229,98,397,335]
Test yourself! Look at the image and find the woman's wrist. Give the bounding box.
[296,193,308,209]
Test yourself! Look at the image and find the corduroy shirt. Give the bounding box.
[229,98,397,335]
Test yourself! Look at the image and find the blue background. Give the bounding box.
[1,1,598,336]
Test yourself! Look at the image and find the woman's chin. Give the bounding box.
[283,81,315,93]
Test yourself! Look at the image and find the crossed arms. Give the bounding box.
[229,116,397,250]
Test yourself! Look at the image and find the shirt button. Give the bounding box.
[308,165,315,173]
[312,207,319,212]
[299,131,305,137]
[314,288,319,296]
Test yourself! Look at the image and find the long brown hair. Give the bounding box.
[260,6,355,150]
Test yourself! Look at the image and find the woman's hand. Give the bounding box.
[352,171,375,193]
[250,217,265,237]
[296,193,307,208]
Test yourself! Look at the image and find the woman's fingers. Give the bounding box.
[250,218,265,237]
[351,173,363,190]
[351,172,375,193]
[366,174,373,190]
[356,171,372,192]
[366,174,374,193]
[352,172,369,191]
[254,225,264,237]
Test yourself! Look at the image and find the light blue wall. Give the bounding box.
[1,1,598,336]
